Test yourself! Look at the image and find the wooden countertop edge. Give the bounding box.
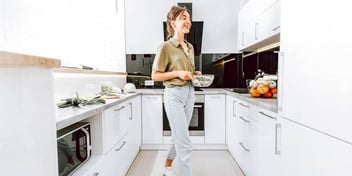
[53,67,127,75]
[0,51,61,68]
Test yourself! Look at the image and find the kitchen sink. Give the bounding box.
[225,88,248,94]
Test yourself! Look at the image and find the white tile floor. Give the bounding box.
[127,150,244,176]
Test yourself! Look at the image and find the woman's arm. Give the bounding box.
[151,70,194,81]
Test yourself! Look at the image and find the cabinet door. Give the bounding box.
[237,1,256,49]
[128,96,142,150]
[102,102,128,153]
[226,95,237,154]
[141,95,163,144]
[100,138,130,176]
[279,0,352,143]
[232,99,251,175]
[256,0,281,40]
[280,117,352,176]
[251,107,280,176]
[205,94,226,144]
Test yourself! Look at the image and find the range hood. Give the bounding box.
[241,33,280,58]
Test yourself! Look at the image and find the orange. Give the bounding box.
[249,87,261,97]
[257,84,269,94]
[263,91,273,98]
[270,87,277,94]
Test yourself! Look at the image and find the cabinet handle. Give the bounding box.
[129,102,133,120]
[115,141,127,151]
[272,25,281,31]
[93,172,100,176]
[239,116,250,123]
[275,123,281,155]
[241,32,245,46]
[232,100,236,117]
[239,142,250,152]
[239,102,249,108]
[114,105,125,111]
[277,51,284,112]
[146,96,158,99]
[81,127,91,159]
[209,96,221,99]
[255,22,259,40]
[259,111,277,120]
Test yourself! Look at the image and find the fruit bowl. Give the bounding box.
[247,79,277,98]
[192,74,214,87]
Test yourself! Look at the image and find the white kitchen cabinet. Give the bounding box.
[225,95,237,155]
[141,95,163,144]
[102,101,129,154]
[280,117,352,176]
[237,0,256,50]
[255,0,280,41]
[279,0,352,143]
[0,65,58,176]
[237,0,280,51]
[231,99,251,175]
[81,96,141,176]
[250,107,280,176]
[127,95,142,153]
[205,94,226,144]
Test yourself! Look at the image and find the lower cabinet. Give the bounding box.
[226,94,352,176]
[141,95,163,144]
[250,107,280,176]
[232,99,251,175]
[226,95,279,176]
[205,94,226,144]
[280,118,352,176]
[226,95,237,154]
[78,95,141,176]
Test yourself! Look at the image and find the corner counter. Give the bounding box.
[224,90,278,113]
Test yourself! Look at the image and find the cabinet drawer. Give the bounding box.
[237,101,250,116]
[233,140,250,175]
[103,102,129,154]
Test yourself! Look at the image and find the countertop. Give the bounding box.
[56,93,140,130]
[56,88,278,130]
[139,88,277,112]
[0,51,61,68]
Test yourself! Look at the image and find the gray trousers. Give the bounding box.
[164,84,195,176]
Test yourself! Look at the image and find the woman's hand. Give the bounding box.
[176,71,194,80]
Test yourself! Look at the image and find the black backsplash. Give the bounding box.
[126,50,278,89]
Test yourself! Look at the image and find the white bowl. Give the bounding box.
[192,74,214,87]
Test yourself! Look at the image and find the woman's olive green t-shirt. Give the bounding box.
[152,38,195,88]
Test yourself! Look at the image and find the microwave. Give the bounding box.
[57,122,91,176]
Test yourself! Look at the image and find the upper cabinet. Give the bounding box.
[1,0,126,72]
[237,0,280,51]
[125,0,241,54]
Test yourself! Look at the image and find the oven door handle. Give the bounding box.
[194,105,203,108]
[81,127,91,159]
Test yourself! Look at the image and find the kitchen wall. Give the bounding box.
[125,0,242,54]
[53,73,126,102]
[0,0,126,72]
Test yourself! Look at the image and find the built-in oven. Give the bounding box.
[163,94,205,136]
[57,122,91,176]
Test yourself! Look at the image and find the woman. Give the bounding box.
[151,5,200,176]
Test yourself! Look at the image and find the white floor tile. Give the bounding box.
[127,150,244,176]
